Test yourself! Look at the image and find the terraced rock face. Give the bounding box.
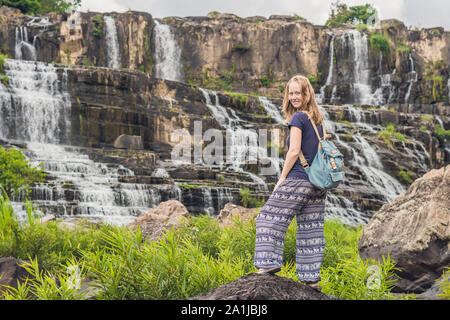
[0,7,448,227]
[0,57,447,227]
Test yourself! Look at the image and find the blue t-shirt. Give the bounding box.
[285,111,324,181]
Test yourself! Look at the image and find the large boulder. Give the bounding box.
[127,200,190,241]
[217,203,259,227]
[358,165,450,293]
[0,257,39,297]
[189,273,338,300]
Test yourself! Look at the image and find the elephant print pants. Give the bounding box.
[254,177,327,283]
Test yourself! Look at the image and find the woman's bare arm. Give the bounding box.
[280,126,302,179]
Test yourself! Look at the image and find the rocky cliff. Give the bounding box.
[2,8,450,106]
[0,7,449,227]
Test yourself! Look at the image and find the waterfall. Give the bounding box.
[318,34,336,104]
[103,16,121,68]
[0,59,71,143]
[345,30,373,105]
[153,20,182,81]
[447,78,450,103]
[258,96,286,125]
[346,105,405,202]
[404,53,417,104]
[0,59,183,226]
[200,88,283,190]
[15,27,37,61]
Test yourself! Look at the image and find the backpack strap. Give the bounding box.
[298,113,327,169]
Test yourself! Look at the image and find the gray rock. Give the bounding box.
[189,273,339,300]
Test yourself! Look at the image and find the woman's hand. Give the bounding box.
[273,177,286,192]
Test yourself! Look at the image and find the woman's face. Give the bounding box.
[288,81,302,109]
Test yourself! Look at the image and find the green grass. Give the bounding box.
[377,123,406,148]
[0,192,417,300]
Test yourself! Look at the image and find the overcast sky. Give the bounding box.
[79,0,449,30]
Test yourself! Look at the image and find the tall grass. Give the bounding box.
[1,192,415,300]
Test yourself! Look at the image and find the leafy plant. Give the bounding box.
[369,33,390,56]
[377,123,406,148]
[326,2,378,27]
[0,146,47,199]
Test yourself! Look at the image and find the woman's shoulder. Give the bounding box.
[292,111,309,119]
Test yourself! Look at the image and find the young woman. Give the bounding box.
[254,75,328,289]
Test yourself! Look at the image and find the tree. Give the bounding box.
[326,1,378,27]
[39,0,82,14]
[0,0,41,14]
[0,0,82,14]
[0,146,47,199]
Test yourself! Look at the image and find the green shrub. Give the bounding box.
[369,33,390,56]
[434,124,450,146]
[0,146,47,199]
[377,123,406,147]
[0,200,406,300]
[438,267,450,299]
[326,3,378,27]
[261,75,270,87]
[395,45,411,53]
[0,191,110,271]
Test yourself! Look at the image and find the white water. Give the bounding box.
[15,27,37,61]
[154,20,182,81]
[200,88,283,189]
[344,106,405,202]
[258,96,286,125]
[318,34,336,104]
[0,59,185,225]
[346,30,373,105]
[103,16,121,68]
[0,59,71,143]
[404,53,417,104]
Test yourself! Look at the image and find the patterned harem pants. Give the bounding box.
[254,177,327,283]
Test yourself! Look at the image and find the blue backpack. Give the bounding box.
[298,115,344,190]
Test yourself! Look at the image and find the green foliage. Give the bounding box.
[38,0,81,14]
[397,166,414,185]
[0,0,81,14]
[326,2,378,27]
[238,187,251,208]
[0,0,41,14]
[369,33,390,56]
[395,45,411,53]
[319,245,400,300]
[0,257,88,300]
[0,53,8,85]
[438,267,450,299]
[261,75,270,87]
[0,146,47,198]
[292,13,306,21]
[0,200,406,300]
[92,14,103,39]
[420,114,434,123]
[0,191,110,271]
[377,123,406,148]
[82,59,94,67]
[434,124,450,147]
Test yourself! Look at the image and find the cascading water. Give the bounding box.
[258,96,286,125]
[345,30,373,104]
[0,59,183,225]
[103,15,121,68]
[318,34,336,104]
[153,20,182,81]
[404,53,417,104]
[15,27,37,61]
[199,88,283,190]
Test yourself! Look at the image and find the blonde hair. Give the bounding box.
[282,75,323,125]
